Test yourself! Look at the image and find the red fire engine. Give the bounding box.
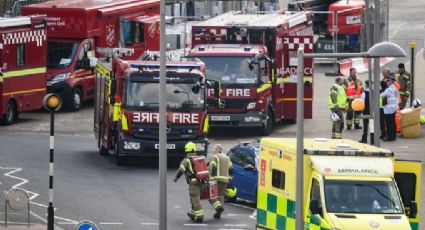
[94,49,209,164]
[21,0,160,111]
[189,11,314,135]
[0,15,47,125]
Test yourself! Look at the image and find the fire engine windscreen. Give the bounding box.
[201,57,258,84]
[47,42,79,69]
[324,180,403,214]
[124,80,204,111]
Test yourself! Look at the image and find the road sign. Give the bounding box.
[74,221,98,230]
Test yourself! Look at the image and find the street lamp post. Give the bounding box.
[295,41,406,229]
[42,93,62,230]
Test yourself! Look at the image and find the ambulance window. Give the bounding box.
[310,179,323,216]
[16,44,25,67]
[271,169,285,190]
[394,173,416,206]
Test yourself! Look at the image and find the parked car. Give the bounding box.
[225,141,259,203]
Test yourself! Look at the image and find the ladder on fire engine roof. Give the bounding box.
[97,47,135,58]
[195,10,309,28]
[0,16,31,28]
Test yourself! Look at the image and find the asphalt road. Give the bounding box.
[1,0,425,229]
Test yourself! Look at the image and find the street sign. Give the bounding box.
[74,221,98,230]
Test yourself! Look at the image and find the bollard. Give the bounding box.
[42,94,62,230]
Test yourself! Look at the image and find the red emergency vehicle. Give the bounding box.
[0,15,47,125]
[189,11,314,135]
[21,0,160,111]
[94,50,209,164]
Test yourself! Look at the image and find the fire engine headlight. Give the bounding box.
[246,102,256,110]
[47,72,71,86]
[244,116,261,122]
[123,141,140,150]
[195,143,206,152]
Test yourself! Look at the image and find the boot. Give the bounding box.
[355,125,362,129]
[187,212,195,221]
[194,217,203,223]
[213,207,224,219]
[347,125,352,130]
[359,138,367,143]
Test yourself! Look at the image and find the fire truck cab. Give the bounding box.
[94,49,209,165]
[0,15,47,125]
[22,0,160,111]
[189,11,314,135]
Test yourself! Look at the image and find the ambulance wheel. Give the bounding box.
[260,108,274,136]
[69,88,82,111]
[1,101,18,126]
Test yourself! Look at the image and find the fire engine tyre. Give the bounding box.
[68,88,82,111]
[114,141,124,166]
[1,101,18,126]
[260,108,274,136]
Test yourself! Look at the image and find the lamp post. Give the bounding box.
[295,41,406,229]
[42,93,62,230]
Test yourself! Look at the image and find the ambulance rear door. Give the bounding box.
[394,160,422,230]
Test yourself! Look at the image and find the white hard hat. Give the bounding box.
[330,112,340,122]
[413,99,422,108]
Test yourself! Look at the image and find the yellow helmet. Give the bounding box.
[185,141,196,153]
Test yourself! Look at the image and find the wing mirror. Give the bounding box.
[408,201,418,218]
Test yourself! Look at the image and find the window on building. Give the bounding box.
[17,44,25,67]
[271,169,285,190]
[121,20,145,47]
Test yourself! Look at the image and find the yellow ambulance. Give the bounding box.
[257,138,421,230]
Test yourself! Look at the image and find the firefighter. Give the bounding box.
[345,68,363,130]
[174,142,223,223]
[380,76,399,141]
[395,63,410,109]
[209,144,233,210]
[328,77,347,139]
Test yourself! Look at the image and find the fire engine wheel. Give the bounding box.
[69,88,82,111]
[114,141,124,166]
[1,101,18,126]
[260,108,274,136]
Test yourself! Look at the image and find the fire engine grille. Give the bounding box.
[207,99,252,110]
[132,123,199,141]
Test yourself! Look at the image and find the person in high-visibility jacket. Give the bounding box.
[209,144,233,210]
[345,68,363,130]
[328,77,347,139]
[395,63,410,109]
[174,142,223,223]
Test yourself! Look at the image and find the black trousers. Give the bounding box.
[361,118,369,141]
[384,113,396,141]
[380,109,386,138]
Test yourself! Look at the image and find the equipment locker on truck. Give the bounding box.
[22,0,160,111]
[0,15,47,125]
[257,138,421,230]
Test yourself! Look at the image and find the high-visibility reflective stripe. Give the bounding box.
[212,201,221,209]
[203,116,209,134]
[3,67,46,79]
[187,158,194,174]
[3,87,45,96]
[179,165,185,172]
[96,64,111,79]
[282,76,313,83]
[257,83,272,93]
[113,103,121,122]
[121,113,129,131]
[279,98,313,102]
[276,78,285,84]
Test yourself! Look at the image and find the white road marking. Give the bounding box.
[184,223,208,227]
[249,210,257,219]
[399,146,409,149]
[57,222,76,225]
[141,222,159,225]
[1,166,76,228]
[174,205,181,208]
[54,216,78,224]
[99,222,123,225]
[226,213,246,217]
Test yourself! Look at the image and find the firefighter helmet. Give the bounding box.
[185,141,197,153]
